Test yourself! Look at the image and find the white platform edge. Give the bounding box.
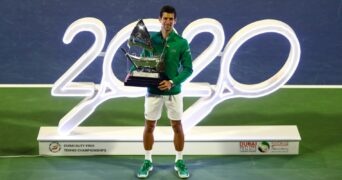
[37,126,301,142]
[38,126,301,155]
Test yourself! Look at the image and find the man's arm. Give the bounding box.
[171,41,193,85]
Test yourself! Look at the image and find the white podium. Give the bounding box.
[37,126,301,156]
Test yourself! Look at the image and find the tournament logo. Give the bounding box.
[49,142,61,153]
[258,141,270,153]
[52,17,301,135]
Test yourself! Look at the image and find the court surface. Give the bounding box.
[0,87,341,180]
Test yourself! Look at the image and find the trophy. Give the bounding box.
[122,19,166,87]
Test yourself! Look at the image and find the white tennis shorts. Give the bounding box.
[144,93,183,121]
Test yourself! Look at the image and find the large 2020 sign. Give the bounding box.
[52,17,301,135]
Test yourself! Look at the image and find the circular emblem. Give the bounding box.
[258,141,270,153]
[49,142,61,153]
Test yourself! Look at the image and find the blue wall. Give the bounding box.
[1,0,341,84]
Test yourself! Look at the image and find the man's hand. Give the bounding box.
[158,80,172,91]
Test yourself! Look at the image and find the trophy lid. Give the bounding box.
[128,19,153,51]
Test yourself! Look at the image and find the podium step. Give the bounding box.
[37,126,301,156]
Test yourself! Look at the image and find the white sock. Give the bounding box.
[145,150,152,162]
[175,151,183,162]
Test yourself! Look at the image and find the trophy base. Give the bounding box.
[124,72,165,87]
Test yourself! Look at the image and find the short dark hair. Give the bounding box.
[159,5,177,19]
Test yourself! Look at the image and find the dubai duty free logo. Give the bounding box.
[258,141,270,153]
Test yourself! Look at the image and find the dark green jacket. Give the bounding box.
[143,30,193,95]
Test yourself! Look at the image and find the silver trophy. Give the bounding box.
[123,19,166,87]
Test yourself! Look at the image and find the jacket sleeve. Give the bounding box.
[172,40,193,85]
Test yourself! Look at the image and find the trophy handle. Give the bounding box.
[120,48,138,69]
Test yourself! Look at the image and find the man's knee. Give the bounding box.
[145,120,156,133]
[171,121,183,134]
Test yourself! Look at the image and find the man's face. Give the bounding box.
[159,12,176,33]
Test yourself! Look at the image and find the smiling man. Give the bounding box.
[137,5,193,179]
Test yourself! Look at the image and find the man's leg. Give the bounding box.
[137,120,156,178]
[143,94,162,160]
[138,94,162,178]
[171,120,189,178]
[165,94,186,160]
[171,120,184,152]
[144,120,157,153]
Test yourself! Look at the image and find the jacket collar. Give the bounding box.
[159,30,176,42]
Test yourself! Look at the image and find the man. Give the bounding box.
[137,5,193,179]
